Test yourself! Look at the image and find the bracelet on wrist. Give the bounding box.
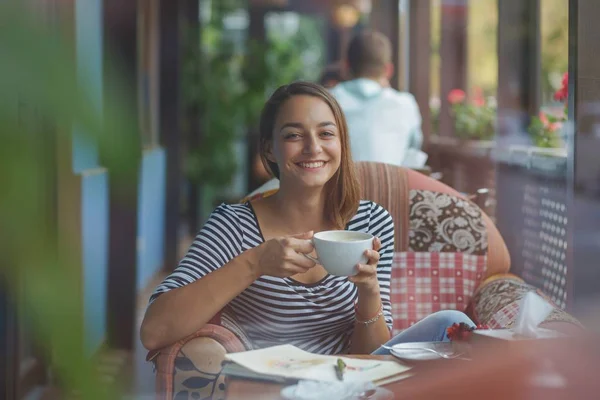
[354,302,384,326]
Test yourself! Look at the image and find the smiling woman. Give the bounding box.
[258,83,359,229]
[141,82,395,355]
[141,81,474,358]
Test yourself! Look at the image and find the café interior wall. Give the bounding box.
[74,145,167,353]
[75,0,108,355]
[72,0,167,353]
[136,147,166,291]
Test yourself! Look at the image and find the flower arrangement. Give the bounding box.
[446,322,487,342]
[528,72,568,148]
[447,87,496,140]
[446,322,489,355]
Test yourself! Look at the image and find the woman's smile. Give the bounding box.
[295,160,328,171]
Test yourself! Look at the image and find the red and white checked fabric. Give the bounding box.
[390,252,487,334]
[485,301,521,329]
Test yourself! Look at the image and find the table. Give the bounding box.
[224,338,600,400]
[224,355,432,400]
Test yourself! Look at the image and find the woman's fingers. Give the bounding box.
[348,263,377,283]
[364,248,380,265]
[286,251,316,269]
[282,236,314,254]
[372,237,382,252]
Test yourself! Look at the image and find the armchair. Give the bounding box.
[148,162,580,400]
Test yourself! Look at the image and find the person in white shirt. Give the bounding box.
[330,30,424,167]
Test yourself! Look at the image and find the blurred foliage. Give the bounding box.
[183,1,324,188]
[1,0,139,398]
[528,73,568,149]
[430,102,440,135]
[430,0,568,133]
[265,12,324,84]
[448,89,496,141]
[182,0,244,188]
[451,102,496,141]
[431,0,498,98]
[467,0,498,95]
[528,112,564,148]
[540,0,569,105]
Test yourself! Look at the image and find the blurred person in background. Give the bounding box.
[330,30,425,168]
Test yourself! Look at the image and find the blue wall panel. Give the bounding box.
[73,0,102,173]
[75,0,106,355]
[137,148,166,290]
[81,171,109,355]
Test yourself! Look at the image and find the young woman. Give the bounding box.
[141,81,473,355]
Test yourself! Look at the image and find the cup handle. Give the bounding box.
[303,238,319,263]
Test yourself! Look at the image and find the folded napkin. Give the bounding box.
[513,291,554,338]
[281,380,392,400]
[402,149,428,169]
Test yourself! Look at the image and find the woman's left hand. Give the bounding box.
[348,237,381,295]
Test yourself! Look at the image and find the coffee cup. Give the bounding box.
[303,230,374,276]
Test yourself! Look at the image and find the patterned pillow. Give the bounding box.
[390,252,487,334]
[466,275,583,329]
[408,190,488,255]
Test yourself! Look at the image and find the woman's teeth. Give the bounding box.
[298,161,325,168]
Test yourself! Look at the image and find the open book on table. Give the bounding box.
[221,344,412,385]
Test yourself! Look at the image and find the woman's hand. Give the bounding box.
[252,231,316,278]
[349,237,381,296]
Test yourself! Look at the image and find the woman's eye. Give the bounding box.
[321,131,335,137]
[284,133,301,139]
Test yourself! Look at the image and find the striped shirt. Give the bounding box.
[150,200,394,355]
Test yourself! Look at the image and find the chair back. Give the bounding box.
[354,162,510,332]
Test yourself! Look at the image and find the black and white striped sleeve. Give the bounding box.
[149,204,244,303]
[368,201,395,331]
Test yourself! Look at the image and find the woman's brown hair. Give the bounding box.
[258,81,360,229]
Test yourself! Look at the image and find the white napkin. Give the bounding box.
[402,149,428,169]
[512,291,554,338]
[281,380,392,400]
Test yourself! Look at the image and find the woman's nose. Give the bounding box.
[303,135,323,154]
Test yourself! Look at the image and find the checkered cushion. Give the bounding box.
[390,252,488,334]
[485,300,521,329]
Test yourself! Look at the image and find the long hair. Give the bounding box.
[258,81,360,229]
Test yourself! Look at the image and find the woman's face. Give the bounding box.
[268,95,342,189]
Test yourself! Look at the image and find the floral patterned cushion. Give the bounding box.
[172,339,227,400]
[408,190,488,255]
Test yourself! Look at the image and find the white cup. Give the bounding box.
[304,230,374,276]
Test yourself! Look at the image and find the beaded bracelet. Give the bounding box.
[355,303,384,326]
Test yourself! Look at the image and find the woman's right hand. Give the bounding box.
[252,231,317,278]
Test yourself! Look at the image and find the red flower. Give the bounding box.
[554,88,568,102]
[554,72,569,102]
[448,89,466,104]
[539,112,561,132]
[446,322,472,341]
[472,86,485,107]
[446,323,490,342]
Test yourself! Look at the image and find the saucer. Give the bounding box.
[388,341,454,361]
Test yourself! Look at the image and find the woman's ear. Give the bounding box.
[264,142,276,163]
